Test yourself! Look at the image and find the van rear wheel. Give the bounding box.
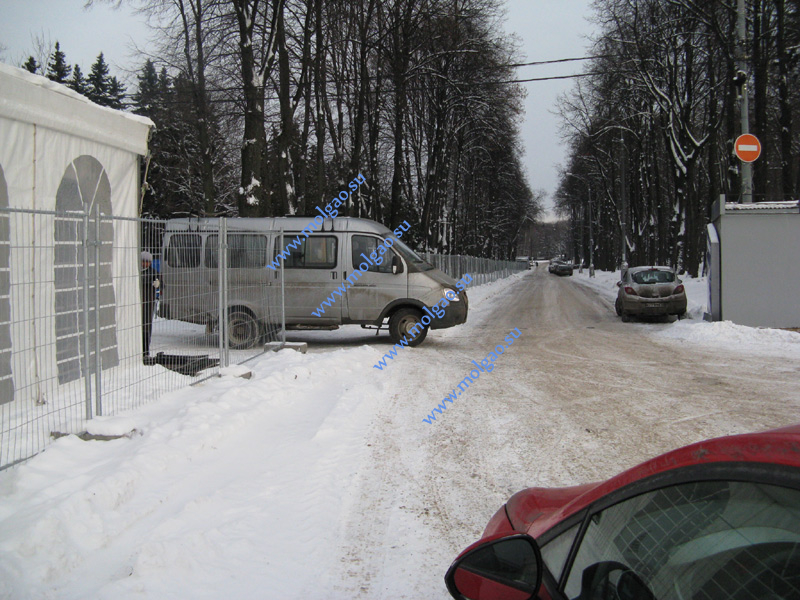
[226,310,260,350]
[389,308,428,347]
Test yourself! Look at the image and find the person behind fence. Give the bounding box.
[140,251,160,361]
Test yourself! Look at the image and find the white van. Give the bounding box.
[159,217,468,348]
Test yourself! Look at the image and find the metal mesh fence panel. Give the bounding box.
[1,208,88,467]
[0,211,284,469]
[421,253,527,283]
[1,214,521,468]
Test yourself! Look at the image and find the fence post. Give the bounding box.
[280,227,286,347]
[218,218,229,368]
[217,218,224,367]
[93,212,102,416]
[81,208,92,420]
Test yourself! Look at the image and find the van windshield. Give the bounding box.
[384,235,433,271]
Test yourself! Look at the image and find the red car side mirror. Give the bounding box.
[445,533,543,600]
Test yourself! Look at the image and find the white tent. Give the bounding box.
[0,63,153,410]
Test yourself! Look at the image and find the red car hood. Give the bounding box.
[507,423,800,540]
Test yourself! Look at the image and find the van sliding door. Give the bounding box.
[206,233,269,324]
[274,233,342,323]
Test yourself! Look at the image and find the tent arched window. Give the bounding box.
[54,156,119,384]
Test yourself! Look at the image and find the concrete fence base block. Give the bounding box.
[265,341,308,354]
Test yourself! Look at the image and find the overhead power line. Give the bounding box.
[495,72,601,84]
[507,55,609,69]
[132,53,610,106]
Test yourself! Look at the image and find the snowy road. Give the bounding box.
[325,267,800,598]
[2,268,799,599]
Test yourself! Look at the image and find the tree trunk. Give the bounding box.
[232,0,283,216]
[752,0,770,201]
[276,6,295,215]
[176,0,216,216]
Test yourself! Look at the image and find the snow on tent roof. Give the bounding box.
[0,62,153,156]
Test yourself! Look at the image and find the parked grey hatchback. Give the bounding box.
[615,266,687,321]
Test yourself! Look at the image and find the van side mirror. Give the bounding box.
[616,281,622,287]
[392,255,402,275]
[445,534,543,600]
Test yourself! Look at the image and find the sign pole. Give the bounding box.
[737,0,753,203]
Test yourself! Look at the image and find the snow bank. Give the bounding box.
[656,319,800,359]
[84,416,139,437]
[572,268,800,359]
[0,345,384,599]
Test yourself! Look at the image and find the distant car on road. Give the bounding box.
[548,258,573,276]
[615,265,686,321]
[444,424,800,600]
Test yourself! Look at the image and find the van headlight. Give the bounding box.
[444,289,460,301]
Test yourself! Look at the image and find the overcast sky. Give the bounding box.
[504,0,595,217]
[0,0,595,217]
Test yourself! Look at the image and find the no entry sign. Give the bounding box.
[735,134,761,163]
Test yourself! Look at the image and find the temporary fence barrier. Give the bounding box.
[0,209,282,469]
[421,253,527,284]
[0,211,523,469]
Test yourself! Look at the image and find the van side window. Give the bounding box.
[206,234,267,268]
[166,234,201,268]
[278,235,337,269]
[352,235,394,273]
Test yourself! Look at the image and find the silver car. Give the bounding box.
[615,266,687,321]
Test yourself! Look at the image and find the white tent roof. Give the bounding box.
[0,62,153,156]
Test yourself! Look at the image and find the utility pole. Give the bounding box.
[579,204,584,274]
[619,135,628,267]
[587,183,595,278]
[736,0,753,203]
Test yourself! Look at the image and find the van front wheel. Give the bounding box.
[389,308,428,347]
[226,310,260,350]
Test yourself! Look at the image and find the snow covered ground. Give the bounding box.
[1,267,798,599]
[0,345,387,599]
[0,273,527,600]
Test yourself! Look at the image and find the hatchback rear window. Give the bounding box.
[632,270,675,284]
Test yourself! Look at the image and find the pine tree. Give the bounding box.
[133,59,160,115]
[22,56,39,74]
[108,76,127,109]
[45,41,71,83]
[68,64,89,96]
[158,67,170,97]
[87,52,111,106]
